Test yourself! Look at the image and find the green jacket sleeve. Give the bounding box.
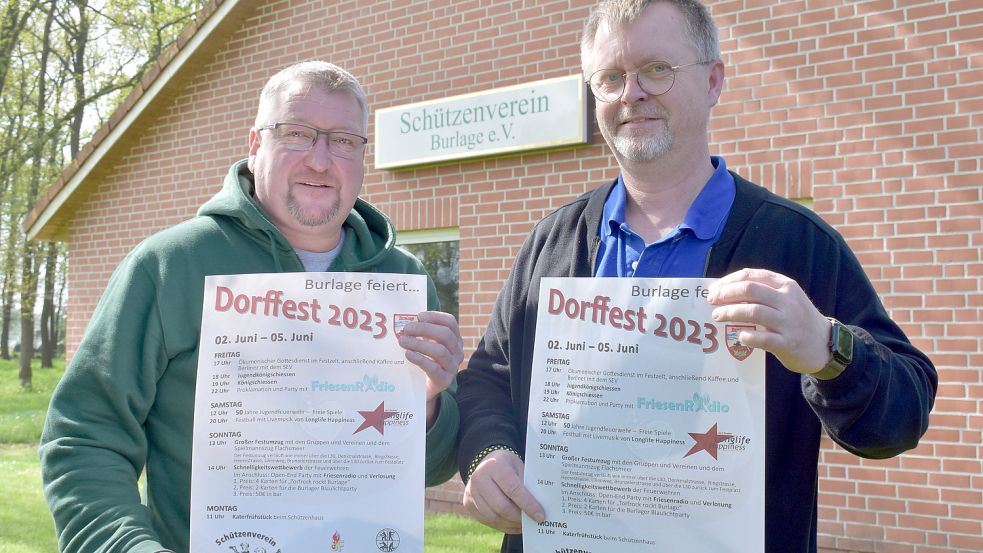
[424,380,460,486]
[422,269,460,486]
[38,251,171,553]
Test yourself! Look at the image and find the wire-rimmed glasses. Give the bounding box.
[587,60,713,102]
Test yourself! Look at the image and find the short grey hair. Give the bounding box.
[580,0,720,73]
[256,60,368,130]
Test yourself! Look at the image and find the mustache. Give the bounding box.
[616,108,667,122]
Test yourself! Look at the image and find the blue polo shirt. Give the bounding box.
[595,156,736,278]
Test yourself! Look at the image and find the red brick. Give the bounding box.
[43,0,983,547]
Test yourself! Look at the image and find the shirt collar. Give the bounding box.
[600,175,627,241]
[601,156,735,242]
[684,156,735,240]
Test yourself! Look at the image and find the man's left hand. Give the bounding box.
[397,311,464,427]
[708,268,831,375]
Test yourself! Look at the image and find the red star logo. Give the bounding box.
[684,423,733,460]
[354,401,397,435]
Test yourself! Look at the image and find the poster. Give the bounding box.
[190,272,427,553]
[523,277,765,552]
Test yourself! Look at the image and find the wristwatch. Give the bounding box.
[813,317,854,380]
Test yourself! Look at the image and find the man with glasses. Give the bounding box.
[456,1,936,552]
[40,61,463,553]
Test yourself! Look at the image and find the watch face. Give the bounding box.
[835,324,853,360]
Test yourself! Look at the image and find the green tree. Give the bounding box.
[0,0,204,386]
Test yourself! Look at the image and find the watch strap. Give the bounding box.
[814,317,853,380]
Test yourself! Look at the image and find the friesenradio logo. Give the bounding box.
[310,374,397,393]
[635,392,730,413]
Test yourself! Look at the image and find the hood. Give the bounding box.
[197,159,397,272]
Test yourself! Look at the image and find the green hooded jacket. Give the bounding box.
[39,160,459,553]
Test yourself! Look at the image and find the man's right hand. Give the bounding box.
[463,449,546,534]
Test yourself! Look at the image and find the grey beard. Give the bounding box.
[287,195,340,226]
[611,130,672,162]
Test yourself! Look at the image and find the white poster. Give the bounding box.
[190,272,427,553]
[523,277,766,552]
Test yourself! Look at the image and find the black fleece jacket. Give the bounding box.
[457,173,937,553]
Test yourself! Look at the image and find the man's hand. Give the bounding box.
[397,311,464,426]
[463,449,546,534]
[708,268,831,375]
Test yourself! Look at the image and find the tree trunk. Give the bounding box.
[40,242,57,367]
[19,0,55,389]
[0,119,14,362]
[53,249,67,357]
[68,0,88,157]
[0,272,11,361]
[18,243,36,388]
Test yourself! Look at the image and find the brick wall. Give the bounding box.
[706,2,982,552]
[61,1,980,552]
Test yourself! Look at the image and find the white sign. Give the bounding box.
[190,272,427,553]
[523,277,766,553]
[374,75,588,169]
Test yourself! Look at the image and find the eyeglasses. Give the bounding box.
[256,122,368,158]
[587,60,713,102]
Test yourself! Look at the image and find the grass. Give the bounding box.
[0,359,64,444]
[425,513,503,552]
[0,357,63,553]
[0,443,58,553]
[0,357,502,552]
